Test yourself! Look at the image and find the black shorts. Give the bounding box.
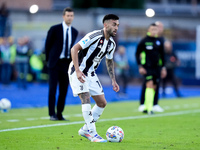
[144,66,161,84]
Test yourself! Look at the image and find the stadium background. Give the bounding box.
[1,0,200,108]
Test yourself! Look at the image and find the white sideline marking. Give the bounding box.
[7,119,19,122]
[39,114,82,120]
[0,109,200,133]
[1,104,198,124]
[0,113,83,124]
[173,105,180,109]
[163,106,171,110]
[40,117,49,119]
[26,118,38,121]
[183,104,189,108]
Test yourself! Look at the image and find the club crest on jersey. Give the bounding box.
[82,39,88,44]
[100,40,103,43]
[156,40,161,46]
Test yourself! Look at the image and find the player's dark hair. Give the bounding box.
[149,23,157,28]
[102,14,119,23]
[63,7,73,15]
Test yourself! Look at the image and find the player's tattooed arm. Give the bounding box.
[106,58,115,81]
[106,58,120,92]
[79,92,90,104]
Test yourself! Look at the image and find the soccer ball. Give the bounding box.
[0,98,11,112]
[106,126,124,142]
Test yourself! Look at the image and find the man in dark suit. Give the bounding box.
[45,7,78,121]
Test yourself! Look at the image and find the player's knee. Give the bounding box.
[102,101,107,108]
[146,80,154,88]
[97,101,107,108]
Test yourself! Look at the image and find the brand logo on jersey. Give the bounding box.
[100,40,103,43]
[94,57,101,63]
[82,39,88,44]
[98,45,102,49]
[156,40,161,46]
[146,45,153,50]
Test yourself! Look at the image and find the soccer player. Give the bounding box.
[135,23,166,114]
[68,14,120,142]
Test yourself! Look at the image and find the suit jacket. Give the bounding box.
[45,23,78,68]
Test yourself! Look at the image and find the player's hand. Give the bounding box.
[139,66,147,75]
[112,81,120,92]
[76,69,86,83]
[161,67,167,79]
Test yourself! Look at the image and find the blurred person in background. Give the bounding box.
[45,7,78,121]
[138,21,166,113]
[0,2,9,37]
[29,49,44,82]
[0,37,16,85]
[114,45,129,96]
[0,37,3,81]
[135,23,166,114]
[8,36,17,81]
[15,36,32,89]
[162,40,181,97]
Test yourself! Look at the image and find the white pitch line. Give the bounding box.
[0,109,200,133]
[173,105,181,109]
[26,118,38,121]
[3,104,199,123]
[0,121,85,133]
[163,106,171,110]
[183,104,190,108]
[7,119,19,122]
[39,114,82,120]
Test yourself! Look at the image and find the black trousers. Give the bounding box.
[48,58,71,118]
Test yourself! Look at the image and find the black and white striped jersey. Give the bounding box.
[70,29,116,75]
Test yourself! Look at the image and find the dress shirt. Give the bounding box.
[60,21,72,59]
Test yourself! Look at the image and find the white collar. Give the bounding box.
[62,21,71,30]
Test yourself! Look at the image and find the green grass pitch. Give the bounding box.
[0,97,200,150]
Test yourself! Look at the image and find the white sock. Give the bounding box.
[92,104,104,121]
[82,104,104,131]
[82,104,96,135]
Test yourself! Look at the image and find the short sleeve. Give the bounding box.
[78,34,91,49]
[78,30,102,49]
[106,42,116,59]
